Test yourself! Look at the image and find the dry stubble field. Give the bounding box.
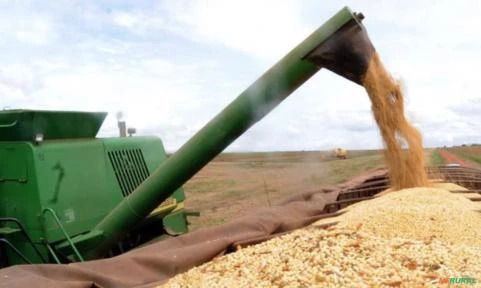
[183,150,369,231]
[183,149,440,231]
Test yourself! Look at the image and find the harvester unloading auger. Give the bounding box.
[0,6,375,266]
[87,7,375,260]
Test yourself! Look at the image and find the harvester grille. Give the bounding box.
[107,149,150,197]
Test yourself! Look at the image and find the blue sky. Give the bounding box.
[1,0,480,151]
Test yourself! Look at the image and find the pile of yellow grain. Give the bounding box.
[162,187,481,288]
[316,185,481,246]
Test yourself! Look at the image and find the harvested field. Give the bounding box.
[184,149,441,232]
[429,149,445,166]
[443,146,481,168]
[184,150,385,231]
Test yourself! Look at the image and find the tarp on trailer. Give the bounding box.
[0,168,388,288]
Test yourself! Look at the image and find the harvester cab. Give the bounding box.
[0,110,194,266]
[0,6,376,267]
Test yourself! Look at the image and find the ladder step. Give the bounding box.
[0,226,22,235]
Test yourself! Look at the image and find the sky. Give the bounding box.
[1,0,480,152]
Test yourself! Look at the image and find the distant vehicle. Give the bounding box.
[445,163,461,168]
[334,148,348,159]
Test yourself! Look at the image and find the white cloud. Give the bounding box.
[0,81,28,107]
[1,1,480,152]
[23,59,209,136]
[0,10,56,45]
[15,16,54,45]
[113,12,138,28]
[159,0,310,61]
[111,10,165,34]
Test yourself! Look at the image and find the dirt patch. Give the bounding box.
[438,149,476,167]
[445,146,481,168]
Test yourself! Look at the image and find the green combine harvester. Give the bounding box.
[0,110,197,266]
[0,6,375,267]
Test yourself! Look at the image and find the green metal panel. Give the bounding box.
[0,146,27,183]
[0,142,45,264]
[0,110,106,141]
[163,210,188,235]
[0,143,40,223]
[34,139,120,243]
[35,136,185,245]
[0,135,188,265]
[88,6,360,258]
